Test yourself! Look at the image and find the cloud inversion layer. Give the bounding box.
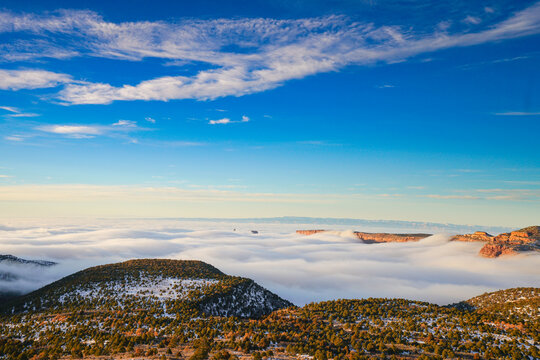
[1,3,540,103]
[0,218,538,305]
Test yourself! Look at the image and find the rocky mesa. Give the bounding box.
[296,230,431,243]
[296,226,540,258]
[451,225,540,258]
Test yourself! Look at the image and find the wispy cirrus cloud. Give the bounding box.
[0,69,71,90]
[463,15,482,25]
[0,3,539,104]
[426,194,481,200]
[4,112,40,118]
[0,105,39,118]
[209,118,232,125]
[37,125,103,138]
[0,106,18,113]
[4,135,25,142]
[425,188,540,202]
[209,115,249,125]
[36,120,141,139]
[494,111,540,116]
[112,119,137,127]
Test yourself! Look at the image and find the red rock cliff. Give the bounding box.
[297,226,540,258]
[452,226,539,258]
[354,232,430,243]
[296,230,327,236]
[296,230,431,243]
[450,231,493,242]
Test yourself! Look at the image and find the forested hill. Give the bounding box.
[454,287,539,320]
[1,259,538,359]
[1,259,293,318]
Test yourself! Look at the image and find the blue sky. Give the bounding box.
[0,0,539,226]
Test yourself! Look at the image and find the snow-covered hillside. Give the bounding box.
[4,259,292,319]
[57,276,220,304]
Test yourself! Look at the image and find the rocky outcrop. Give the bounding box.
[494,228,539,244]
[452,226,540,258]
[296,230,431,243]
[297,226,540,258]
[354,232,431,243]
[450,231,493,242]
[296,230,327,236]
[478,243,519,258]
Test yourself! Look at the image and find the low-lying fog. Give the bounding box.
[1,218,538,305]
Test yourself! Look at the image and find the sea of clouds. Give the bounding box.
[0,218,538,305]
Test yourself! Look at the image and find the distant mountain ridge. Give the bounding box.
[0,254,56,267]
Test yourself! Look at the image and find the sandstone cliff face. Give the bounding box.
[296,230,327,236]
[354,232,430,243]
[478,243,518,258]
[452,226,540,258]
[450,231,493,242]
[296,226,540,258]
[494,230,538,244]
[295,230,431,243]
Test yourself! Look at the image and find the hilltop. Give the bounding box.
[2,259,292,318]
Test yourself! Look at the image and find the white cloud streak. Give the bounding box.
[4,135,25,142]
[0,218,538,305]
[0,69,71,90]
[494,111,540,115]
[35,120,141,138]
[0,106,19,113]
[36,124,103,138]
[0,105,39,118]
[463,15,482,25]
[0,3,539,103]
[209,118,231,125]
[208,115,249,125]
[112,119,137,127]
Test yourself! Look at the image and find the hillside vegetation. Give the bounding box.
[0,259,538,360]
[2,259,292,318]
[455,287,539,320]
